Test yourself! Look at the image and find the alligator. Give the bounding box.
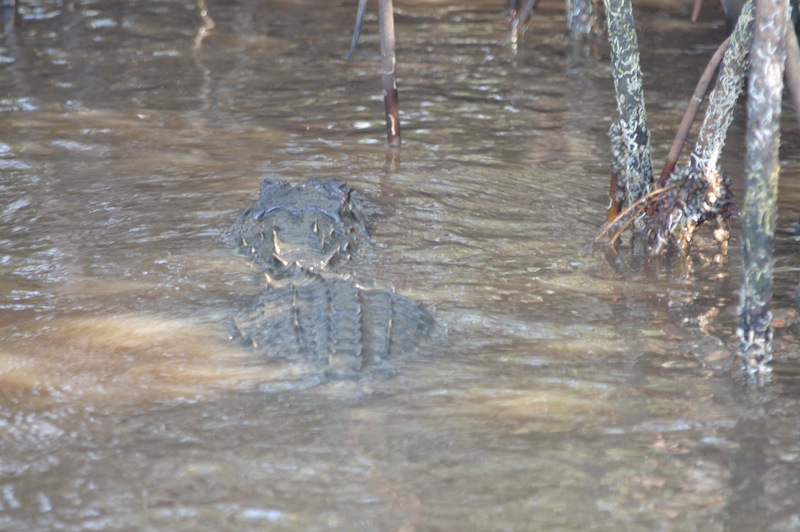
[226,178,431,378]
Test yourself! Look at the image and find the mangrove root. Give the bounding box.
[734,0,789,377]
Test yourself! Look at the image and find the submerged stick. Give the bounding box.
[735,0,789,377]
[596,184,677,243]
[566,0,601,42]
[193,0,215,49]
[378,0,400,147]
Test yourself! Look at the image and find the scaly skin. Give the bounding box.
[225,178,368,276]
[227,178,431,378]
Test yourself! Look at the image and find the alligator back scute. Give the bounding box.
[358,289,433,364]
[233,272,432,377]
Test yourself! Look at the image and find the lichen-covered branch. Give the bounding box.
[644,0,754,255]
[658,36,730,186]
[604,0,653,222]
[735,0,789,377]
[692,0,754,185]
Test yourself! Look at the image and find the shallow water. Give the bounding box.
[2,0,800,529]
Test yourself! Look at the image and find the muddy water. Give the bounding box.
[2,0,800,529]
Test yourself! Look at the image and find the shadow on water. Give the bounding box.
[1,0,800,529]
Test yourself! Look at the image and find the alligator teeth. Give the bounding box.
[312,221,318,233]
[241,238,248,247]
[272,228,282,255]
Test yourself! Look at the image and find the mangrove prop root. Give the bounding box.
[692,0,753,185]
[643,0,753,256]
[735,0,789,377]
[378,0,400,147]
[603,0,653,220]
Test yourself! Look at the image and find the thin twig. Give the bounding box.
[783,17,800,131]
[691,0,703,22]
[607,199,650,245]
[594,184,678,243]
[346,0,368,61]
[658,36,730,186]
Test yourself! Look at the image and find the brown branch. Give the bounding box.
[658,36,730,186]
[783,17,800,132]
[606,171,623,222]
[607,200,650,245]
[378,0,400,147]
[691,0,703,23]
[595,184,678,243]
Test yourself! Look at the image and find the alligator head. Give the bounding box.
[227,178,368,275]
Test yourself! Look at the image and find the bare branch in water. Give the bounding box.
[691,0,703,23]
[595,184,677,245]
[378,0,400,147]
[783,18,800,131]
[346,0,368,61]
